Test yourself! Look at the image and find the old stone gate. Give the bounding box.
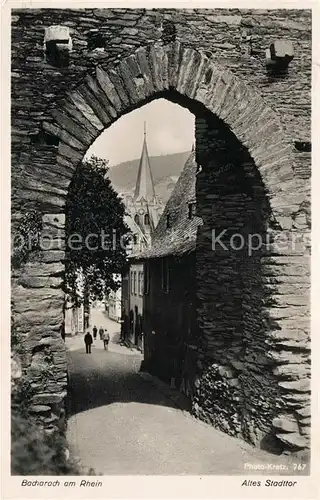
[11,8,311,454]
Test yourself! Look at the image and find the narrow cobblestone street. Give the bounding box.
[66,311,304,476]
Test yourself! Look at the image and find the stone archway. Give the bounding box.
[13,41,310,454]
[44,41,296,225]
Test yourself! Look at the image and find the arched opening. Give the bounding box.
[144,214,150,226]
[134,214,140,225]
[62,88,279,451]
[30,42,308,457]
[65,96,195,423]
[49,43,294,220]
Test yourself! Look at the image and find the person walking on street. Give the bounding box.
[93,325,97,341]
[84,331,93,354]
[99,326,104,340]
[102,330,110,350]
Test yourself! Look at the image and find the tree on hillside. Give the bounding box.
[64,155,131,305]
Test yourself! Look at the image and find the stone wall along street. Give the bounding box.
[193,112,310,453]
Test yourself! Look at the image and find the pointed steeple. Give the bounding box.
[134,122,156,201]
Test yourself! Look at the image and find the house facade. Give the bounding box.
[64,299,85,337]
[139,152,201,393]
[106,281,122,323]
[63,270,87,336]
[122,262,144,349]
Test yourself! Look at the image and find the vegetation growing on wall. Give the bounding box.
[11,410,82,475]
[11,362,83,475]
[64,155,132,305]
[10,310,78,475]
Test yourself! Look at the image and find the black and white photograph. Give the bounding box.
[3,1,317,496]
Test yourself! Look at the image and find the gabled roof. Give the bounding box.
[136,151,203,260]
[133,128,156,201]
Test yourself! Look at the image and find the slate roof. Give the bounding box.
[136,151,203,260]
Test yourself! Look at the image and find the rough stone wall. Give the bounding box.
[10,8,311,450]
[11,8,310,213]
[194,113,310,453]
[11,214,67,430]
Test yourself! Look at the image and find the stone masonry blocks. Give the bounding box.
[11,13,310,453]
[48,44,298,234]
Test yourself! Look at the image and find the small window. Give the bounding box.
[144,262,150,295]
[162,19,177,45]
[161,258,170,293]
[144,213,150,225]
[188,203,196,219]
[133,234,138,245]
[30,130,59,146]
[294,141,311,153]
[87,32,105,51]
[134,214,140,225]
[130,271,134,295]
[133,272,137,295]
[166,214,171,228]
[138,271,144,296]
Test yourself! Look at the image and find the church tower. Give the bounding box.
[126,123,163,240]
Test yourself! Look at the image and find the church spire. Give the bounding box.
[134,122,156,201]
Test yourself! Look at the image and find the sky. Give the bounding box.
[86,98,195,166]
